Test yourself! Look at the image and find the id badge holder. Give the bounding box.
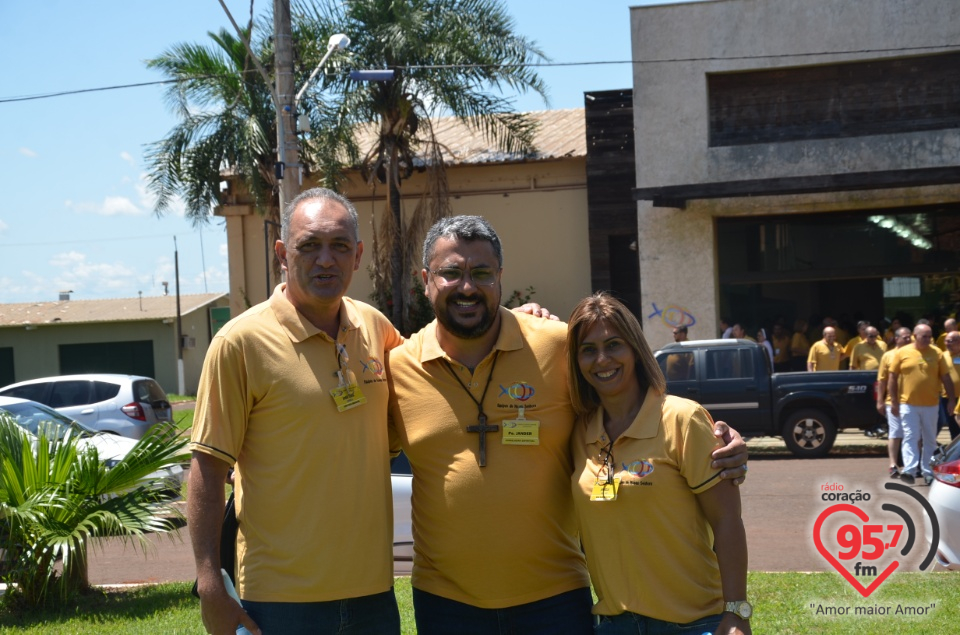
[590,476,620,502]
[502,406,540,445]
[329,343,367,412]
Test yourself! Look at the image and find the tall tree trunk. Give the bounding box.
[387,137,404,329]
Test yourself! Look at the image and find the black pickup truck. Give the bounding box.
[654,339,884,458]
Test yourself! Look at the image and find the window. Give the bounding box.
[49,381,92,408]
[1,383,48,403]
[93,381,122,402]
[661,352,695,381]
[706,349,754,380]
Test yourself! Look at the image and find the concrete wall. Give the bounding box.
[630,0,960,350]
[342,159,591,321]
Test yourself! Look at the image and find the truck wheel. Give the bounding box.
[781,409,837,458]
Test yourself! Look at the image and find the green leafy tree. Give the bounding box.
[144,17,355,265]
[0,415,189,608]
[296,0,548,334]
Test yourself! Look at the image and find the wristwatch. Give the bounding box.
[724,600,753,619]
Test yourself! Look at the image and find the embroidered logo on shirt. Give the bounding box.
[622,459,654,478]
[498,382,536,401]
[360,357,385,376]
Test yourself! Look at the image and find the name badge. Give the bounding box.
[502,419,540,445]
[330,367,367,412]
[590,476,620,502]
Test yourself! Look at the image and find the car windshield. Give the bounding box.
[0,402,94,438]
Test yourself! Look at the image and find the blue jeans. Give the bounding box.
[594,612,722,635]
[900,404,939,478]
[940,396,960,439]
[238,588,400,634]
[412,586,593,635]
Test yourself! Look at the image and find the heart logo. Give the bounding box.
[813,504,900,597]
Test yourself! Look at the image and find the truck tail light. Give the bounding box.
[933,458,960,488]
[121,402,147,421]
[873,381,880,401]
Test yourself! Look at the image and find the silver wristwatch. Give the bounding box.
[724,600,753,619]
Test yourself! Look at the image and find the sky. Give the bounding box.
[0,0,691,305]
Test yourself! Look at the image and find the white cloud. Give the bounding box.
[49,251,139,296]
[120,151,136,167]
[19,147,38,158]
[64,196,143,216]
[136,173,188,218]
[219,243,229,257]
[0,219,8,235]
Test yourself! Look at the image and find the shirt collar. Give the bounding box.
[419,306,523,364]
[583,386,665,445]
[269,283,360,343]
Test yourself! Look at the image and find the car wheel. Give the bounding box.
[781,408,837,458]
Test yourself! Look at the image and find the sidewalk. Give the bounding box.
[746,426,954,452]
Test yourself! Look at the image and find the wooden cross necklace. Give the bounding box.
[443,353,500,467]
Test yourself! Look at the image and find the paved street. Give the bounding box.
[88,430,950,585]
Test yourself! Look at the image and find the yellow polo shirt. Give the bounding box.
[808,340,841,371]
[850,341,886,371]
[772,334,791,364]
[191,286,402,602]
[843,336,862,358]
[388,308,588,608]
[943,352,960,399]
[889,344,951,407]
[877,349,902,406]
[572,389,723,622]
[936,332,948,351]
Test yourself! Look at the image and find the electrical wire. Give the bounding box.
[2,43,958,105]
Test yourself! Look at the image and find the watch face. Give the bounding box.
[739,602,753,619]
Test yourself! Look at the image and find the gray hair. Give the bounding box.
[422,215,503,269]
[281,188,359,244]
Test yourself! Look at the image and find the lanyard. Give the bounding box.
[443,353,500,467]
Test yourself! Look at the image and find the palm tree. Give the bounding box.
[0,416,189,607]
[145,25,278,225]
[295,0,549,333]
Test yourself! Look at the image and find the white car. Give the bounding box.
[0,396,185,495]
[0,374,173,439]
[927,435,960,570]
[391,452,414,564]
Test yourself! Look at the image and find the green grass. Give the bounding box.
[2,573,956,634]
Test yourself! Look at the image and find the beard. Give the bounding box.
[433,291,498,340]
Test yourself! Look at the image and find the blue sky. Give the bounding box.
[0,0,688,304]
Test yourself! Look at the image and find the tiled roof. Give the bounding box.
[0,293,228,328]
[352,108,586,167]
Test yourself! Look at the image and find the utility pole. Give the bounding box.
[274,0,299,214]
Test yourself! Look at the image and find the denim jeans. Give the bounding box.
[237,588,400,634]
[594,612,722,635]
[412,586,593,635]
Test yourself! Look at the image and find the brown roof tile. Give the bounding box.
[0,293,228,328]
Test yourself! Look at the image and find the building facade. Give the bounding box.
[631,0,960,349]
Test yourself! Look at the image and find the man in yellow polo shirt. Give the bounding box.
[941,332,960,440]
[889,324,957,485]
[850,326,887,371]
[936,318,956,351]
[387,216,748,635]
[876,327,912,478]
[189,189,403,635]
[807,326,841,371]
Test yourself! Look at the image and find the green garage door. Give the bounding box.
[59,340,155,378]
[0,348,13,387]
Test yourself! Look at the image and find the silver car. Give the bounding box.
[927,436,960,570]
[0,396,185,494]
[0,374,172,439]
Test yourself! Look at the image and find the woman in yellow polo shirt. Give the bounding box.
[566,293,750,635]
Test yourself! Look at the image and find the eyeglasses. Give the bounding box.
[430,267,499,287]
